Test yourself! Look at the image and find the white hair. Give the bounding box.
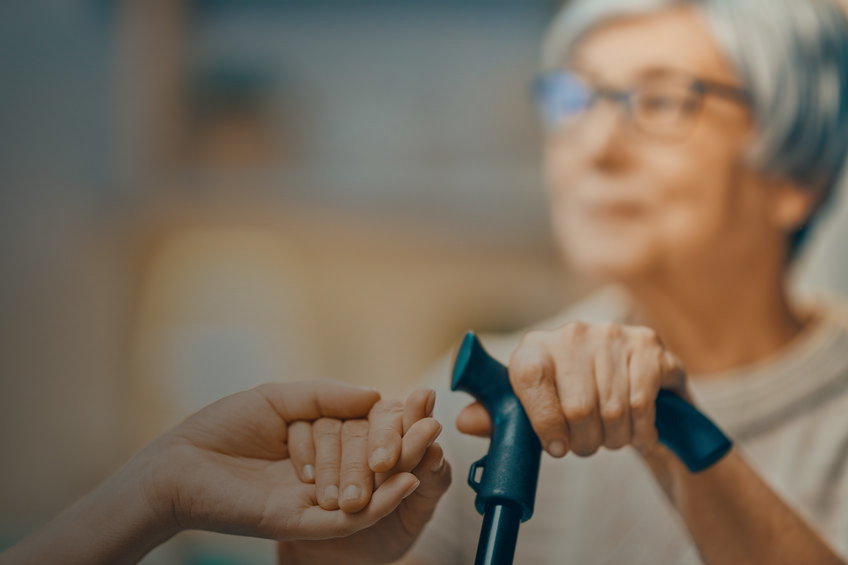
[542,0,848,251]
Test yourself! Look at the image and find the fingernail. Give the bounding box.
[402,478,421,499]
[370,447,390,468]
[548,440,567,458]
[426,391,436,416]
[342,485,361,503]
[302,464,315,482]
[324,485,339,502]
[429,454,445,473]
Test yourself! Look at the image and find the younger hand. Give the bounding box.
[144,380,423,542]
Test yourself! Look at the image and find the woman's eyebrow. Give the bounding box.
[568,62,740,88]
[564,60,685,86]
[566,62,601,82]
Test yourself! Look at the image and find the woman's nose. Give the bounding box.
[575,100,630,168]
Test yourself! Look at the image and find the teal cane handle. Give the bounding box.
[655,389,732,472]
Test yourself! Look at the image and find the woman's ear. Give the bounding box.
[770,177,827,233]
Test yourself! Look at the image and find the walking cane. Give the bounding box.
[451,331,733,565]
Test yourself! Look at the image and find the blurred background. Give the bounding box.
[1,0,847,563]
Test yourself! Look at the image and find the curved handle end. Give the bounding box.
[655,390,733,473]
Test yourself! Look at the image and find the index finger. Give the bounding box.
[403,388,436,434]
[509,337,571,457]
[253,380,380,423]
[368,399,404,473]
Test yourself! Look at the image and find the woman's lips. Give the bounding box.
[582,200,647,220]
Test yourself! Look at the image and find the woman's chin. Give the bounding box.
[563,242,655,283]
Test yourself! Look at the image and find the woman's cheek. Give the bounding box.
[649,202,732,276]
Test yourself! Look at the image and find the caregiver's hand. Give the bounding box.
[278,389,452,565]
[0,380,423,565]
[152,380,424,540]
[456,322,689,458]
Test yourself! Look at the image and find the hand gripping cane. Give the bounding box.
[451,332,733,565]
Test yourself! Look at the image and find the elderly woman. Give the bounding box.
[278,0,848,563]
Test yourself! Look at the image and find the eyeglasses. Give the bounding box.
[532,70,752,140]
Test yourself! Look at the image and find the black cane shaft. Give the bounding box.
[474,501,522,565]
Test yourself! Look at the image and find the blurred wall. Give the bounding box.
[2,1,847,564]
[0,1,576,563]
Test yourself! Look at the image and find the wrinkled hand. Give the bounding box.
[278,389,452,565]
[142,380,423,542]
[457,322,689,458]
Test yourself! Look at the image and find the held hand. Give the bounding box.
[285,388,440,512]
[457,322,689,458]
[144,380,423,542]
[278,389,452,565]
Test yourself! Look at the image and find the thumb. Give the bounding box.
[255,380,381,423]
[456,402,491,437]
[287,472,420,541]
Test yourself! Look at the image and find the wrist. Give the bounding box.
[636,442,686,498]
[9,444,181,565]
[121,436,183,543]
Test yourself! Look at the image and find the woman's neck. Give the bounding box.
[625,269,808,376]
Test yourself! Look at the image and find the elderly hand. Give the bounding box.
[456,322,689,458]
[285,388,442,512]
[277,389,452,565]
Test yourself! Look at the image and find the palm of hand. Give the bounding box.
[277,440,447,564]
[156,389,372,541]
[283,493,431,564]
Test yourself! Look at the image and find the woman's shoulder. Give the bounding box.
[799,290,848,329]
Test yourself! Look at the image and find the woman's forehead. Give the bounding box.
[570,6,740,86]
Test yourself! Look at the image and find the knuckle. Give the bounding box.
[534,415,567,442]
[598,322,621,339]
[629,392,653,415]
[561,320,587,339]
[561,397,595,421]
[371,401,403,432]
[342,456,369,472]
[511,360,547,388]
[538,403,567,426]
[632,326,661,346]
[374,399,404,416]
[600,400,625,422]
[342,419,369,439]
[314,418,342,436]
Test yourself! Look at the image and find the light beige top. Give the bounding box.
[407,286,848,564]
